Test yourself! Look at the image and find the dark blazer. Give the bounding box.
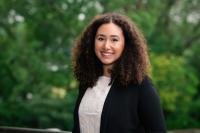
[72,77,166,133]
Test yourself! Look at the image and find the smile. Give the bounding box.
[101,51,113,56]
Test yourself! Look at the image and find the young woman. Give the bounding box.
[72,13,166,133]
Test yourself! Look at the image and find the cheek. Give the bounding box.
[94,42,100,55]
[117,43,125,55]
[95,42,101,52]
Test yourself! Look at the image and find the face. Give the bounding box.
[95,23,125,68]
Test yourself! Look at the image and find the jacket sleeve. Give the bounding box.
[72,84,86,133]
[138,77,167,133]
[72,89,80,133]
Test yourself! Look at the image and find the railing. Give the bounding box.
[169,129,200,133]
[0,126,71,133]
[1,126,200,133]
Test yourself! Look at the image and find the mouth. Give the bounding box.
[101,51,113,56]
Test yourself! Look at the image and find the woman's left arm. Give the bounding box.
[138,77,166,133]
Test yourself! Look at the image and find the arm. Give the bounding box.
[72,84,86,133]
[138,77,166,133]
[72,89,80,133]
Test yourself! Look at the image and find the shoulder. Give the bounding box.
[140,76,153,87]
[138,76,160,99]
[77,83,88,98]
[140,76,156,91]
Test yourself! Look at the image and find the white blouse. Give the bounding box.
[78,76,111,133]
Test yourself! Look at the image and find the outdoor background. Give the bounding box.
[0,0,200,131]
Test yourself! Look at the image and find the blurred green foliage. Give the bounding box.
[0,0,200,131]
[150,54,199,128]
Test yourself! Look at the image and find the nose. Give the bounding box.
[103,40,111,50]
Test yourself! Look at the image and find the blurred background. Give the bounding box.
[0,0,200,131]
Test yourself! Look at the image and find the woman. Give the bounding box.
[72,13,166,133]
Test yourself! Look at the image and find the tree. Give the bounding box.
[0,0,200,130]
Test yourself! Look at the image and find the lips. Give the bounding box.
[101,51,113,56]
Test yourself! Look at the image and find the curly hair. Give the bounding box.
[72,13,150,88]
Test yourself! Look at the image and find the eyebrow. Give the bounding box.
[96,34,120,38]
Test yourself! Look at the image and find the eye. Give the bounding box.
[112,38,119,42]
[97,37,105,41]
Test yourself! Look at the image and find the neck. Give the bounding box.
[103,65,112,77]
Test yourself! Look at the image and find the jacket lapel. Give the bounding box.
[100,79,118,133]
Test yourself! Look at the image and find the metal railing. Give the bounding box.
[0,126,71,133]
[1,126,200,133]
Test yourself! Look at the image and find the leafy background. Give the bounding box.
[0,0,200,131]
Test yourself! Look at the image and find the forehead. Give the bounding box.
[96,23,123,36]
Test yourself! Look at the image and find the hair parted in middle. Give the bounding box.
[72,12,150,88]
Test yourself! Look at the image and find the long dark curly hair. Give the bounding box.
[72,13,150,88]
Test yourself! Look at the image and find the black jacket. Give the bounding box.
[72,77,166,133]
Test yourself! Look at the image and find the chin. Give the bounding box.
[101,60,113,65]
[102,62,114,66]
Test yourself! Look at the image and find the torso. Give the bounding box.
[78,76,111,133]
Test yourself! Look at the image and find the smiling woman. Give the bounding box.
[94,23,125,77]
[71,13,166,133]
